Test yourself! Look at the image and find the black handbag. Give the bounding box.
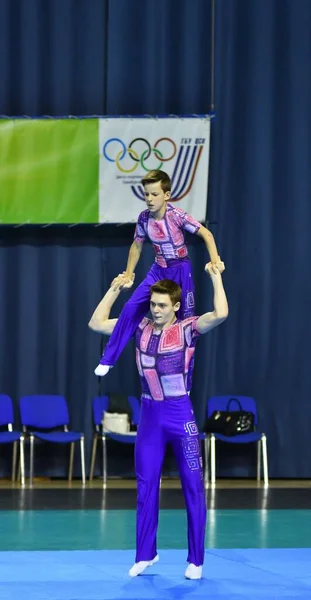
[204,397,255,436]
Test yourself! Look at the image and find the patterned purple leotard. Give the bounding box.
[99,204,201,367]
[135,316,200,401]
[134,315,206,567]
[134,202,201,267]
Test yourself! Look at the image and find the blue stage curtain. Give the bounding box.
[0,0,311,477]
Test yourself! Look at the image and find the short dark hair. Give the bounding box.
[150,279,181,305]
[141,170,171,193]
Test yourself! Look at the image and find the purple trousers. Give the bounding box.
[135,395,206,566]
[100,259,195,366]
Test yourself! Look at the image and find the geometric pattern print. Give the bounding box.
[184,420,198,436]
[158,323,183,354]
[166,213,184,246]
[140,321,153,352]
[138,317,149,330]
[183,317,200,345]
[182,422,202,473]
[160,373,186,397]
[186,291,195,309]
[135,348,143,376]
[143,369,164,401]
[182,211,202,234]
[134,203,201,266]
[185,346,195,374]
[148,218,170,242]
[136,316,201,401]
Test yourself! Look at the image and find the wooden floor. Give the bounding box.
[0,478,311,510]
[1,477,311,489]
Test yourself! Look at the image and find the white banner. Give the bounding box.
[98,117,210,223]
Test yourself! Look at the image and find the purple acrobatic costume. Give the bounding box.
[99,202,202,367]
[134,316,206,566]
[100,203,207,566]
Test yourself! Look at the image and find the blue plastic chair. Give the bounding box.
[19,395,86,485]
[89,395,141,483]
[0,394,25,486]
[204,396,268,485]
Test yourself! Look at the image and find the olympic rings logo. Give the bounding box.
[103,137,177,173]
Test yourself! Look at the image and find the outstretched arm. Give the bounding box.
[125,240,143,279]
[111,241,143,290]
[196,262,228,334]
[196,226,222,268]
[88,283,122,335]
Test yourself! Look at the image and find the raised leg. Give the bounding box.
[99,270,158,369]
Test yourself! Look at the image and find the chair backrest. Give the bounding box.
[0,394,14,427]
[92,396,109,426]
[128,396,141,425]
[19,395,70,429]
[207,396,258,426]
[92,395,141,427]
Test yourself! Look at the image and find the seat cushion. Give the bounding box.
[30,431,83,444]
[0,431,22,444]
[210,432,264,444]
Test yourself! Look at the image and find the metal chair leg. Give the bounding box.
[102,435,107,486]
[80,437,86,485]
[29,435,34,486]
[89,435,98,481]
[20,437,25,487]
[256,439,261,481]
[12,441,17,482]
[210,434,216,485]
[262,434,269,486]
[68,442,75,481]
[17,457,21,483]
[204,436,210,485]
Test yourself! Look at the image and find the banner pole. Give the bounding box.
[205,0,216,228]
[210,0,216,113]
[103,0,110,115]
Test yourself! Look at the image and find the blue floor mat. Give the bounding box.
[0,548,311,599]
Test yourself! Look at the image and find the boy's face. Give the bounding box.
[143,181,170,214]
[150,292,180,328]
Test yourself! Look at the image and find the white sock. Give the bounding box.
[128,554,159,577]
[94,364,111,377]
[185,563,203,580]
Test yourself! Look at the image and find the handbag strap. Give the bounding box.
[226,397,243,412]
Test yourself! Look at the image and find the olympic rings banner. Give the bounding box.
[0,117,210,224]
[99,117,211,223]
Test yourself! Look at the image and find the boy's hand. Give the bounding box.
[111,272,135,291]
[205,261,225,278]
[121,272,135,290]
[208,258,225,274]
